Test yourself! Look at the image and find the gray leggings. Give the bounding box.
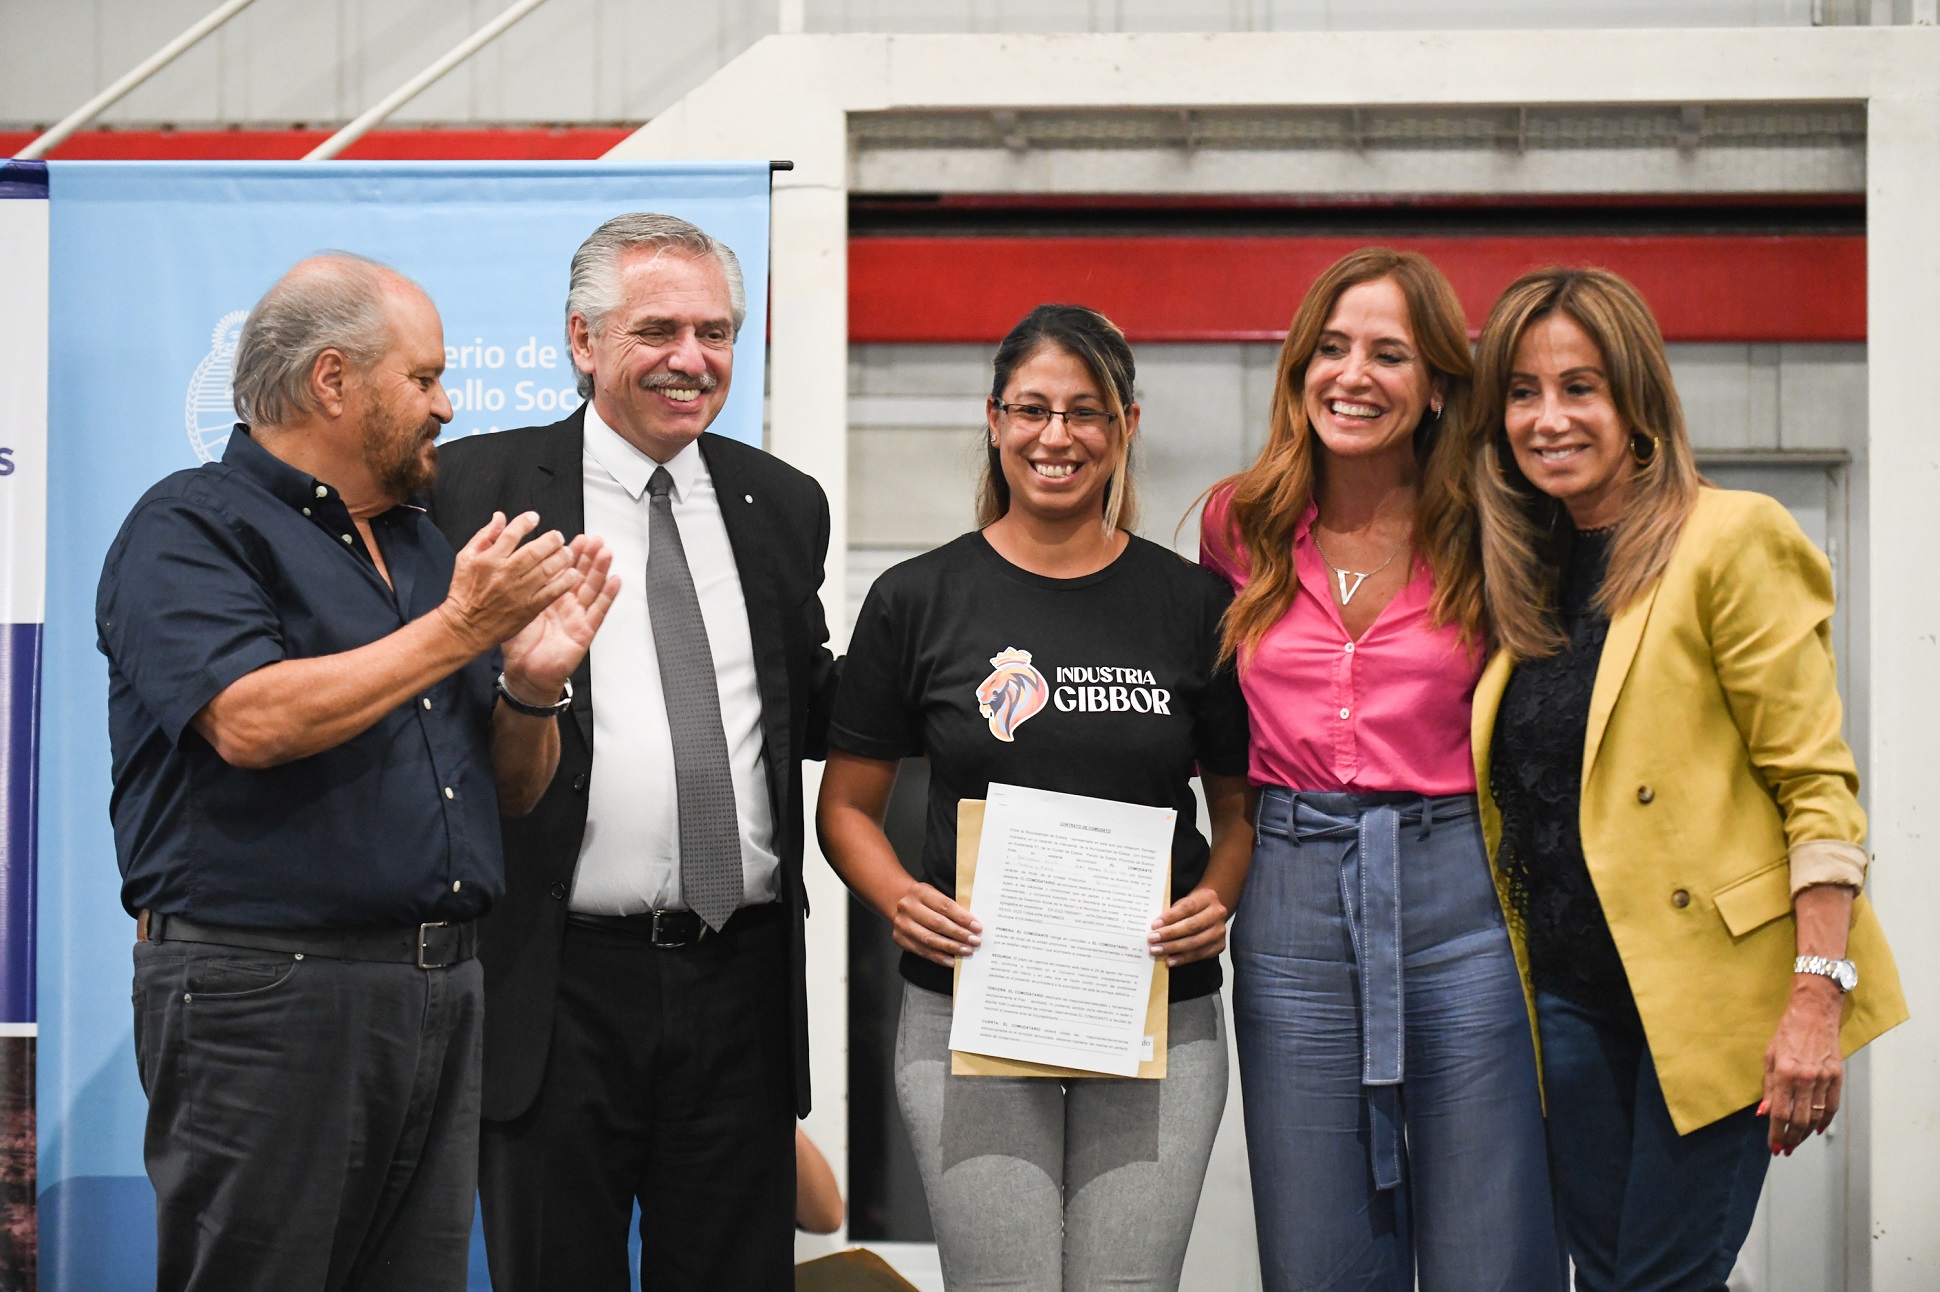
[893,983,1228,1292]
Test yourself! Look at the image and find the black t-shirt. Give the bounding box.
[830,532,1250,1001]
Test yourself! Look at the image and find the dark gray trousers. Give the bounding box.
[132,939,484,1292]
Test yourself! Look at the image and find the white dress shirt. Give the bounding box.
[569,402,778,914]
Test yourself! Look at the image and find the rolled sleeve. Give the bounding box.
[97,497,285,743]
[1788,838,1869,896]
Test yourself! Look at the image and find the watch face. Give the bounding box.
[1835,961,1859,992]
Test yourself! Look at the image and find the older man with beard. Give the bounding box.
[97,252,618,1292]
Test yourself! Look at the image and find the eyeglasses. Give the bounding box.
[994,402,1117,432]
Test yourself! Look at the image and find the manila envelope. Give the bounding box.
[950,798,1168,1079]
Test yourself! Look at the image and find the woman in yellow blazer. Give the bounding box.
[1464,266,1904,1292]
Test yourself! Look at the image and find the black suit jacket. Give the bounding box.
[428,407,836,1120]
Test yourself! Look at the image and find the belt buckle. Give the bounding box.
[417,920,450,969]
[649,910,699,948]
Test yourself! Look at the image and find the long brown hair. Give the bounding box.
[1469,267,1703,660]
[1206,247,1482,666]
[976,303,1139,534]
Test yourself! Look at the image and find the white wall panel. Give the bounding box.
[1670,342,1784,452]
[605,0,772,124]
[0,0,780,129]
[0,0,107,122]
[348,0,480,123]
[78,0,231,123]
[466,0,595,121]
[1130,342,1252,554]
[0,0,1874,130]
[230,0,347,124]
[1779,342,1869,451]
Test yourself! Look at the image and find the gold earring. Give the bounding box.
[1630,431,1659,465]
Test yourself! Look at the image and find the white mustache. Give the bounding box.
[639,372,716,393]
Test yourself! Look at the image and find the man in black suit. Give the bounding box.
[429,213,836,1291]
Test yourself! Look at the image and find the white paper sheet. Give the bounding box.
[948,782,1175,1076]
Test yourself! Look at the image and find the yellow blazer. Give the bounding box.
[1472,488,1906,1135]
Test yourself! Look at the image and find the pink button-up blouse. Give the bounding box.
[1200,491,1483,795]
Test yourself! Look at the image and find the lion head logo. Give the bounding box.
[975,647,1048,743]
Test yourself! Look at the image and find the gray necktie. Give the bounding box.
[646,467,743,930]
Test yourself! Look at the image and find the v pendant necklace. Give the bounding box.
[1312,526,1410,606]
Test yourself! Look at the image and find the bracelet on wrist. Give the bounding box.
[495,673,573,718]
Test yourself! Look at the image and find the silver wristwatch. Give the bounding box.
[1795,955,1858,993]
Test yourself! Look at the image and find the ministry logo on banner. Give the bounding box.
[185,311,247,464]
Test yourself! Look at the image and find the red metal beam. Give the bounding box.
[0,138,1864,345]
[849,235,1866,343]
[0,126,632,160]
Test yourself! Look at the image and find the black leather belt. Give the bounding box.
[567,901,782,949]
[138,910,479,969]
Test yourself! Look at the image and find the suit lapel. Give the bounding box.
[529,412,588,538]
[1583,580,1663,792]
[529,411,593,751]
[1470,648,1515,798]
[699,434,789,820]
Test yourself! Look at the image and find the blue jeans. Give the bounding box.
[1232,790,1562,1292]
[1536,990,1770,1292]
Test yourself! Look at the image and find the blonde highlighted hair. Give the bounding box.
[1205,247,1484,666]
[977,303,1138,534]
[1468,266,1703,660]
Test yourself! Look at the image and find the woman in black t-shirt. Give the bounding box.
[818,305,1252,1292]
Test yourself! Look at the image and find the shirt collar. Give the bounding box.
[1294,498,1319,541]
[222,424,347,514]
[582,400,704,503]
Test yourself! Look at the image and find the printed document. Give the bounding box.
[948,782,1174,1076]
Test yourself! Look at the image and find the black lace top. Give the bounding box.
[1491,528,1634,1014]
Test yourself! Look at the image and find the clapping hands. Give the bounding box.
[440,511,619,703]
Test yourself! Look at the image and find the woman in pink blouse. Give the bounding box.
[1201,247,1561,1292]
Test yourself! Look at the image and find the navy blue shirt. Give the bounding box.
[97,427,504,928]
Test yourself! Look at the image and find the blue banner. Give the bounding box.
[31,160,773,1292]
[0,157,48,1292]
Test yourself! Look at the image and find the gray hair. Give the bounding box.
[232,252,406,427]
[564,213,747,398]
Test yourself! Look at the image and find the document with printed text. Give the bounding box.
[948,782,1174,1077]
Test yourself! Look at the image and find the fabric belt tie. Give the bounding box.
[1256,789,1474,1192]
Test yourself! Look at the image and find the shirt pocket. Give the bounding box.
[1713,857,1792,938]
